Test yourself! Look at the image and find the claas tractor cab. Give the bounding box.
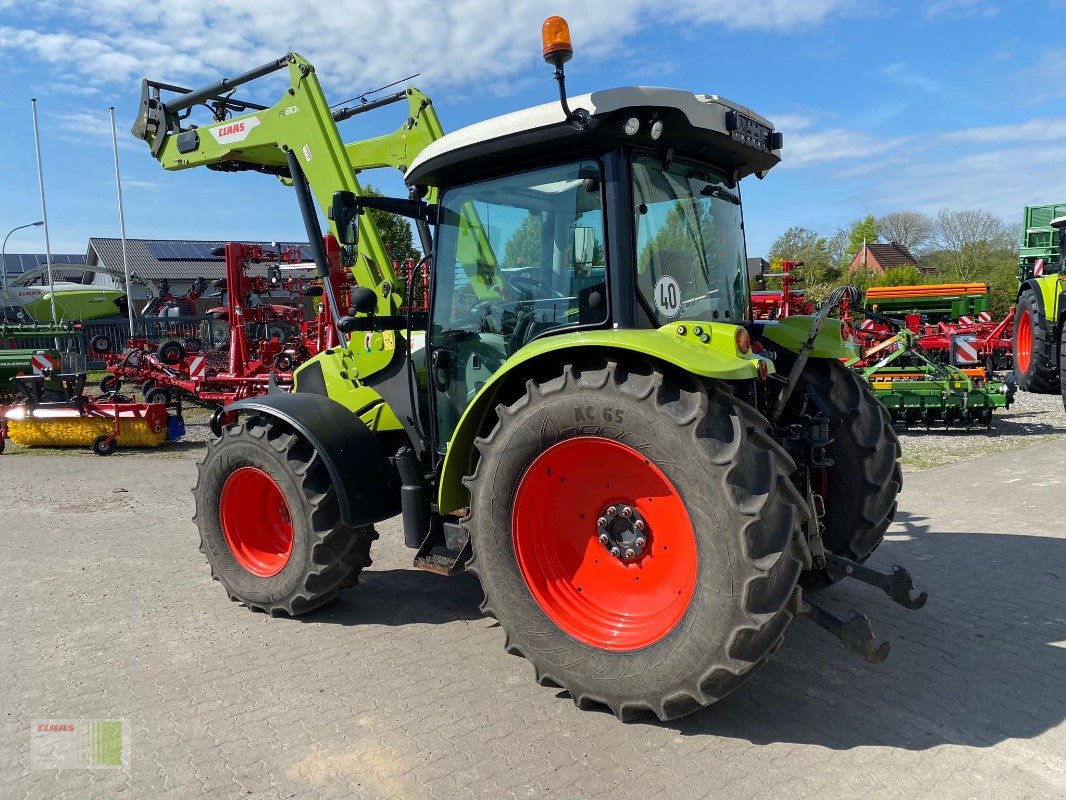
[138,17,922,722]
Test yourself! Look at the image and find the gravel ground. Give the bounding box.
[896,389,1066,471]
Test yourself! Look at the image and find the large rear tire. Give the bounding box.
[463,359,811,721]
[800,359,902,570]
[1014,290,1059,393]
[193,414,376,616]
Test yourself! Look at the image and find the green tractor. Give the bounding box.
[134,18,923,721]
[1015,203,1066,404]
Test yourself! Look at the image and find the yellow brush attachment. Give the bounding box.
[4,407,167,448]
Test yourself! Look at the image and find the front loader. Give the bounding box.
[134,18,923,722]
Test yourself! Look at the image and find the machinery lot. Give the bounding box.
[3,436,1064,799]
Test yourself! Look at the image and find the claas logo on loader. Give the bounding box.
[211,116,260,145]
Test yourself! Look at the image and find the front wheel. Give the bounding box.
[798,360,902,578]
[1014,290,1059,393]
[463,359,811,721]
[193,415,376,615]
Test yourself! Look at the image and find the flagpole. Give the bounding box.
[109,106,135,337]
[30,98,59,326]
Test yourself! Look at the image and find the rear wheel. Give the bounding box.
[463,359,810,721]
[193,415,376,615]
[1014,290,1059,393]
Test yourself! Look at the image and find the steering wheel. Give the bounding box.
[506,274,565,300]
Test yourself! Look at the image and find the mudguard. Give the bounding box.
[226,392,401,526]
[1019,276,1064,323]
[436,323,768,514]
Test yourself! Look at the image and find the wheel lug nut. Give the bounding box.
[621,506,633,518]
[634,519,645,531]
[624,549,636,560]
[610,547,621,557]
[598,533,609,545]
[597,517,608,528]
[635,537,646,548]
[606,507,617,518]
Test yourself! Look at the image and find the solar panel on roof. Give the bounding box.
[146,241,225,261]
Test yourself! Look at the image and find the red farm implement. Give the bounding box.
[856,284,1014,374]
[96,238,350,413]
[750,259,814,320]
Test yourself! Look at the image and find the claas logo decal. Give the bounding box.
[210,116,261,144]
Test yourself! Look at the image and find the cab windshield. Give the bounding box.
[633,155,748,325]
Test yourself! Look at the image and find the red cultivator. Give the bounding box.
[852,285,1014,373]
[750,259,814,320]
[96,237,350,411]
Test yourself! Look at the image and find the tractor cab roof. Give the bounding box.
[405,86,781,189]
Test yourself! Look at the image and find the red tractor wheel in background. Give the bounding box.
[1013,289,1059,393]
[99,374,121,395]
[158,340,186,366]
[464,358,810,721]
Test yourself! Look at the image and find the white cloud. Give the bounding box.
[0,0,851,96]
[766,113,911,168]
[881,62,941,93]
[941,117,1066,144]
[668,0,851,29]
[925,0,999,18]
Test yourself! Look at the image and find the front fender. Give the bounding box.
[226,392,401,526]
[437,322,767,513]
[757,316,858,359]
[1019,276,1066,323]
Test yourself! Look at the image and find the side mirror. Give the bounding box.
[572,226,596,266]
[331,190,359,246]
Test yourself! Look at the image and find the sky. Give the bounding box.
[0,0,1063,260]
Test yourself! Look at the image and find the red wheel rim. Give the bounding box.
[220,467,293,577]
[1016,309,1032,373]
[512,437,698,651]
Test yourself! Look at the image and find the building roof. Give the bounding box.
[87,238,310,284]
[854,241,919,271]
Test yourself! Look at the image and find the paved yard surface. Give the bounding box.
[2,440,1064,799]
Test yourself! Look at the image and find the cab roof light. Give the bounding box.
[542,16,573,66]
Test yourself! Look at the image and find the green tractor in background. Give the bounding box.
[1015,203,1066,406]
[133,18,924,721]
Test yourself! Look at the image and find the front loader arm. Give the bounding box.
[131,52,442,313]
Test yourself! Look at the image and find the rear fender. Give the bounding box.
[226,392,401,526]
[436,324,767,514]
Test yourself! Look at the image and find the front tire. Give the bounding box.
[800,360,902,567]
[193,415,376,615]
[463,359,811,721]
[1014,290,1059,393]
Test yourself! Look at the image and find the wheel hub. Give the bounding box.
[596,503,648,561]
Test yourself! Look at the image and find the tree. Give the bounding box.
[504,212,543,267]
[846,215,880,261]
[362,184,419,264]
[933,209,1013,280]
[877,210,935,254]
